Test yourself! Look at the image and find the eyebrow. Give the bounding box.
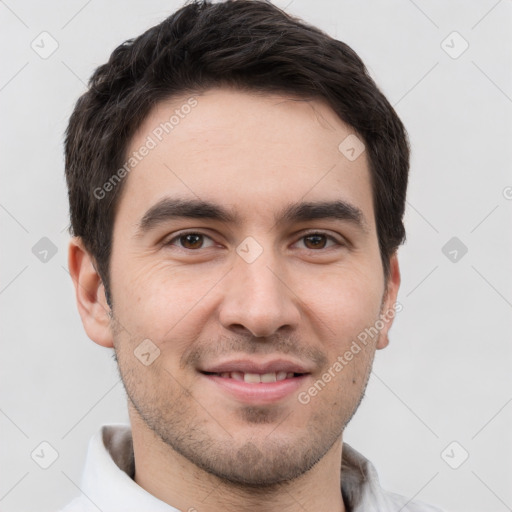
[135,197,368,237]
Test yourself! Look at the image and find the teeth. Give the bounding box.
[216,371,298,382]
[260,372,277,383]
[244,372,262,383]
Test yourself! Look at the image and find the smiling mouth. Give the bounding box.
[200,371,307,383]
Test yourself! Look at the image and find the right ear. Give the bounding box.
[68,237,114,348]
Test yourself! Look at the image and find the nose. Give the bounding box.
[218,249,301,338]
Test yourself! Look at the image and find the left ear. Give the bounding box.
[376,253,401,350]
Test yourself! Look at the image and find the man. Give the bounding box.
[63,0,443,510]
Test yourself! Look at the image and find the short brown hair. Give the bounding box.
[65,0,410,306]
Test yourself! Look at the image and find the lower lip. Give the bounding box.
[200,373,310,404]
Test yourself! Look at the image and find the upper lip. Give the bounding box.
[199,358,312,375]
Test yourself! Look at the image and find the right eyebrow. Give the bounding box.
[134,197,240,238]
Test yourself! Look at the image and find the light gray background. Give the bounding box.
[1,1,511,511]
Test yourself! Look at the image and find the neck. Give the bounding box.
[130,414,346,512]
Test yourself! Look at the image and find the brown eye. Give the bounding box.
[165,232,215,250]
[179,233,204,249]
[303,234,328,249]
[298,232,344,250]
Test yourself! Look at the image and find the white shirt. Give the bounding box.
[60,424,443,512]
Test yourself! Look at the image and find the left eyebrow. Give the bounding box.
[134,197,369,238]
[277,200,369,233]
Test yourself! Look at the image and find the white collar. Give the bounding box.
[61,424,441,512]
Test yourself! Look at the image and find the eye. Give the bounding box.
[295,232,343,250]
[163,231,344,252]
[165,232,216,250]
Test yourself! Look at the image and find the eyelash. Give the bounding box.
[164,230,345,251]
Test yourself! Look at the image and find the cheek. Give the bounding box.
[298,266,384,341]
[111,258,224,342]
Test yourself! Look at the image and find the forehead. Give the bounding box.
[117,87,374,231]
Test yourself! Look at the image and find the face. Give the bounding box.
[97,88,399,486]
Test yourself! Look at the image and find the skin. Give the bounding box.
[69,87,400,512]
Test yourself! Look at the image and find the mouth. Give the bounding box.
[199,361,312,405]
[200,370,307,383]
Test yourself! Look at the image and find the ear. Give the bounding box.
[68,237,114,348]
[376,253,401,350]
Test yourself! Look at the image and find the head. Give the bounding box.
[67,0,408,488]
